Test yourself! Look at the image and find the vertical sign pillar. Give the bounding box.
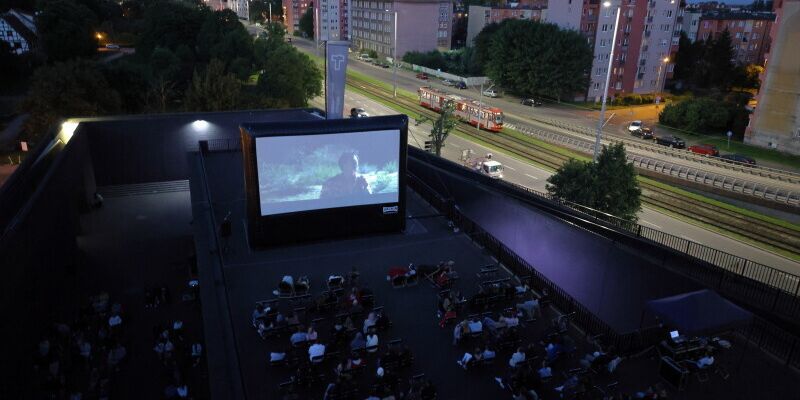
[326,41,350,119]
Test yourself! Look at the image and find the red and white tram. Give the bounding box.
[418,86,504,132]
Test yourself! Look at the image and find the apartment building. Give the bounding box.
[547,0,682,102]
[745,0,800,155]
[683,9,702,41]
[283,0,312,36]
[223,0,249,19]
[696,10,775,65]
[351,0,451,58]
[466,4,546,45]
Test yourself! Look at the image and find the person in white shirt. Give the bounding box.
[537,360,552,378]
[482,346,496,361]
[509,347,526,367]
[308,343,326,361]
[290,328,308,346]
[467,318,483,334]
[366,333,379,351]
[363,312,377,333]
[695,352,714,369]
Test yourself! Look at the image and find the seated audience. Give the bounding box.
[500,314,520,328]
[509,347,526,368]
[306,325,318,342]
[467,318,483,334]
[516,299,541,320]
[251,304,268,327]
[350,332,367,352]
[275,276,294,295]
[482,345,497,361]
[308,342,326,361]
[366,332,379,351]
[290,327,308,346]
[537,360,552,379]
[364,312,378,333]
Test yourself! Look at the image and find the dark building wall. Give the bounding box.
[83,110,323,186]
[0,132,95,397]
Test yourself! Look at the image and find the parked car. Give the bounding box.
[687,144,720,157]
[720,153,757,166]
[105,43,120,49]
[455,81,467,89]
[442,79,455,86]
[377,62,390,68]
[350,108,369,118]
[521,98,542,107]
[415,73,429,80]
[357,53,372,61]
[631,127,654,139]
[653,135,686,149]
[627,120,643,133]
[482,88,499,98]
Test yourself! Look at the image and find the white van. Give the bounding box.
[482,88,499,98]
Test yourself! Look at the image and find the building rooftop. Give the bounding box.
[2,109,800,399]
[700,10,776,20]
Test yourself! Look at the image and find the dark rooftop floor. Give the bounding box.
[189,150,800,400]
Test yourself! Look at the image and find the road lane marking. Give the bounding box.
[449,143,461,148]
[641,220,662,229]
[504,165,515,171]
[525,173,539,180]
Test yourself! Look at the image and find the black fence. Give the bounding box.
[408,170,800,367]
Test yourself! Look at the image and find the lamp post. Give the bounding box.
[656,56,670,102]
[387,9,398,98]
[593,1,621,162]
[477,81,484,134]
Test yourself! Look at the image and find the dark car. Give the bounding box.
[654,135,686,149]
[350,108,369,118]
[455,81,467,89]
[521,98,543,107]
[720,153,757,166]
[632,127,654,139]
[415,73,429,80]
[687,144,720,157]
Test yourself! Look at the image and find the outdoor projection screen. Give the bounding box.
[240,116,408,247]
[255,130,400,216]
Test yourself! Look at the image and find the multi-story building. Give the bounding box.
[283,0,312,36]
[466,4,546,45]
[0,9,36,55]
[315,0,350,40]
[223,0,249,19]
[745,0,800,155]
[351,0,451,58]
[696,10,775,65]
[547,0,682,102]
[683,9,702,41]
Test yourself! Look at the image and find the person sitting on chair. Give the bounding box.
[252,304,268,327]
[308,342,326,362]
[366,332,379,351]
[350,332,366,352]
[516,298,541,320]
[275,276,294,296]
[509,347,526,368]
[364,312,378,333]
[537,359,552,379]
[294,276,310,294]
[482,345,496,361]
[290,326,308,346]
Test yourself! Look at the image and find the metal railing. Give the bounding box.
[408,167,800,367]
[522,114,800,184]
[508,122,800,206]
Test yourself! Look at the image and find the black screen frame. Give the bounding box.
[240,115,408,247]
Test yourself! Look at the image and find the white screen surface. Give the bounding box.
[255,130,400,216]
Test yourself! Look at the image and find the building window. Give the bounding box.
[601,24,609,32]
[593,82,600,90]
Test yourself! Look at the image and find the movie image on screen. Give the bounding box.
[256,130,400,216]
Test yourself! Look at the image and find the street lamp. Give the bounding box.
[593,1,621,162]
[386,9,398,98]
[656,56,670,102]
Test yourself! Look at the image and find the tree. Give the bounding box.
[22,60,121,142]
[546,143,641,221]
[415,100,457,156]
[672,31,700,84]
[196,9,253,65]
[482,20,592,99]
[593,143,641,221]
[706,30,736,90]
[36,0,99,62]
[299,7,314,38]
[256,45,322,107]
[135,0,206,57]
[184,59,242,111]
[472,21,502,72]
[659,97,731,133]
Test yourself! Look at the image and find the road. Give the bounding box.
[292,37,800,199]
[308,83,800,275]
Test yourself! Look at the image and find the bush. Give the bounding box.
[659,97,741,134]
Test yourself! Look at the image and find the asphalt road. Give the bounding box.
[291,37,800,190]
[309,88,800,275]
